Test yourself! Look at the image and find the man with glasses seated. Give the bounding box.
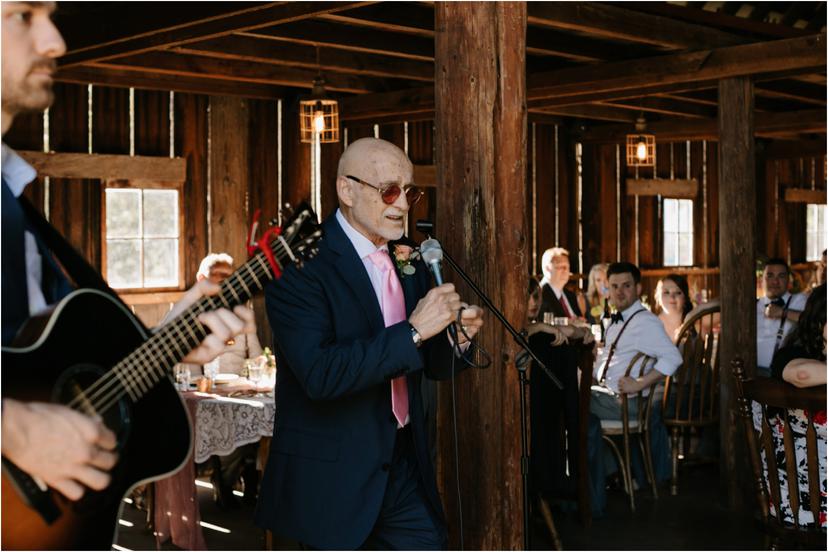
[757,258,806,378]
[255,137,485,549]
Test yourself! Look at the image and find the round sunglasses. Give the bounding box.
[346,174,424,206]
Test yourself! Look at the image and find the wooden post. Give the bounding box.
[209,96,249,264]
[434,3,527,549]
[717,76,757,509]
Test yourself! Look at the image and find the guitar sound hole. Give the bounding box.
[53,364,132,452]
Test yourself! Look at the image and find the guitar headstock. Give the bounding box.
[279,203,322,268]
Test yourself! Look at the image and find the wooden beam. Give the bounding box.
[525,26,658,62]
[88,51,400,94]
[624,1,813,40]
[763,137,827,159]
[602,97,716,119]
[527,1,743,49]
[754,80,827,106]
[16,151,186,182]
[784,188,828,203]
[172,35,433,81]
[56,64,292,99]
[574,109,827,142]
[340,86,434,121]
[717,75,756,510]
[316,2,433,38]
[528,34,826,101]
[413,164,436,188]
[534,104,637,123]
[435,3,526,549]
[59,2,374,68]
[626,178,699,198]
[242,20,433,61]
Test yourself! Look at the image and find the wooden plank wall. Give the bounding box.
[6,88,824,334]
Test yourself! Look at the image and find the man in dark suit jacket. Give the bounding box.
[255,138,484,549]
[538,246,582,320]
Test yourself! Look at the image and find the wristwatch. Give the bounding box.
[409,324,423,348]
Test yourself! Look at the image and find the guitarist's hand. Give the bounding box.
[1,399,117,500]
[164,280,256,365]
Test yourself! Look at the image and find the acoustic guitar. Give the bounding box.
[1,206,321,550]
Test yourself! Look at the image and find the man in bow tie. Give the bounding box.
[756,258,806,377]
[587,262,682,516]
[256,137,484,549]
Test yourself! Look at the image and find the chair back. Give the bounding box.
[733,358,827,545]
[662,300,720,426]
[621,352,658,433]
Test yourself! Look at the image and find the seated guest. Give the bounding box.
[586,262,610,323]
[807,249,827,292]
[757,258,807,377]
[183,253,264,509]
[526,277,593,345]
[655,274,693,343]
[538,247,582,321]
[767,283,826,529]
[587,262,682,516]
[193,253,263,375]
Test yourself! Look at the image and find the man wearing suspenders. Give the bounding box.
[588,262,682,517]
[756,258,806,377]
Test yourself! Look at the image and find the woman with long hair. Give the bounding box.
[585,263,610,323]
[655,274,693,343]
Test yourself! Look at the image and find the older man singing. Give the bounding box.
[255,138,484,549]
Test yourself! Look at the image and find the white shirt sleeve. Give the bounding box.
[630,313,683,377]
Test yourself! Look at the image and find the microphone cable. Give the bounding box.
[449,345,464,551]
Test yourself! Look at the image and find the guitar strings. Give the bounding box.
[67,234,299,416]
[86,253,278,414]
[72,258,271,414]
[82,247,281,415]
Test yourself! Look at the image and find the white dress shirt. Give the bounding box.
[336,209,389,307]
[756,291,807,369]
[593,300,682,394]
[2,143,48,316]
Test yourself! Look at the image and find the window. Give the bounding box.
[663,198,693,266]
[806,203,827,261]
[104,186,181,289]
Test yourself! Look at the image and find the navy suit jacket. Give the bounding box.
[255,215,456,549]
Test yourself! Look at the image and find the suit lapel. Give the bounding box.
[324,217,384,334]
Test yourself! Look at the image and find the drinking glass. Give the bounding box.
[174,365,191,392]
[248,364,264,387]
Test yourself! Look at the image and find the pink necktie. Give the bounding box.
[368,250,409,427]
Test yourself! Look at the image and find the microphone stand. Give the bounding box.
[417,222,562,551]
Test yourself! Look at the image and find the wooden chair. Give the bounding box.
[599,352,659,512]
[733,358,827,549]
[661,299,720,495]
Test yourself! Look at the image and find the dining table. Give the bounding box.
[153,377,275,550]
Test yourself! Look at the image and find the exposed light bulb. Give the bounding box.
[313,112,325,133]
[636,140,647,161]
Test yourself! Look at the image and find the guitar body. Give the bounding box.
[1,289,191,550]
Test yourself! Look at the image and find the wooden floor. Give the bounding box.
[114,464,765,550]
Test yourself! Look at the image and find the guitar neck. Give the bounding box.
[111,249,282,403]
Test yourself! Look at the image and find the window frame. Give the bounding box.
[805,202,827,262]
[101,178,186,293]
[662,197,694,268]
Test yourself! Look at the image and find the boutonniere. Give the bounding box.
[393,244,420,277]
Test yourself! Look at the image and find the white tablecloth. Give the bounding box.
[190,392,275,463]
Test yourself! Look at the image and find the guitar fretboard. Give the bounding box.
[68,230,298,416]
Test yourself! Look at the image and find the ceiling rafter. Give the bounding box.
[59,1,375,68]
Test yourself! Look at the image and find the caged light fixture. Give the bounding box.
[299,47,340,143]
[626,115,655,167]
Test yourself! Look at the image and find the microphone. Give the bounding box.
[420,238,459,343]
[419,238,445,285]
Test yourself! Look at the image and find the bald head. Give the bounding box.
[335,138,415,247]
[337,138,413,184]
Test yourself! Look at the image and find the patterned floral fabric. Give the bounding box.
[753,403,827,529]
[192,393,275,463]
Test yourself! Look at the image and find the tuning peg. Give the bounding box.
[280,203,294,221]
